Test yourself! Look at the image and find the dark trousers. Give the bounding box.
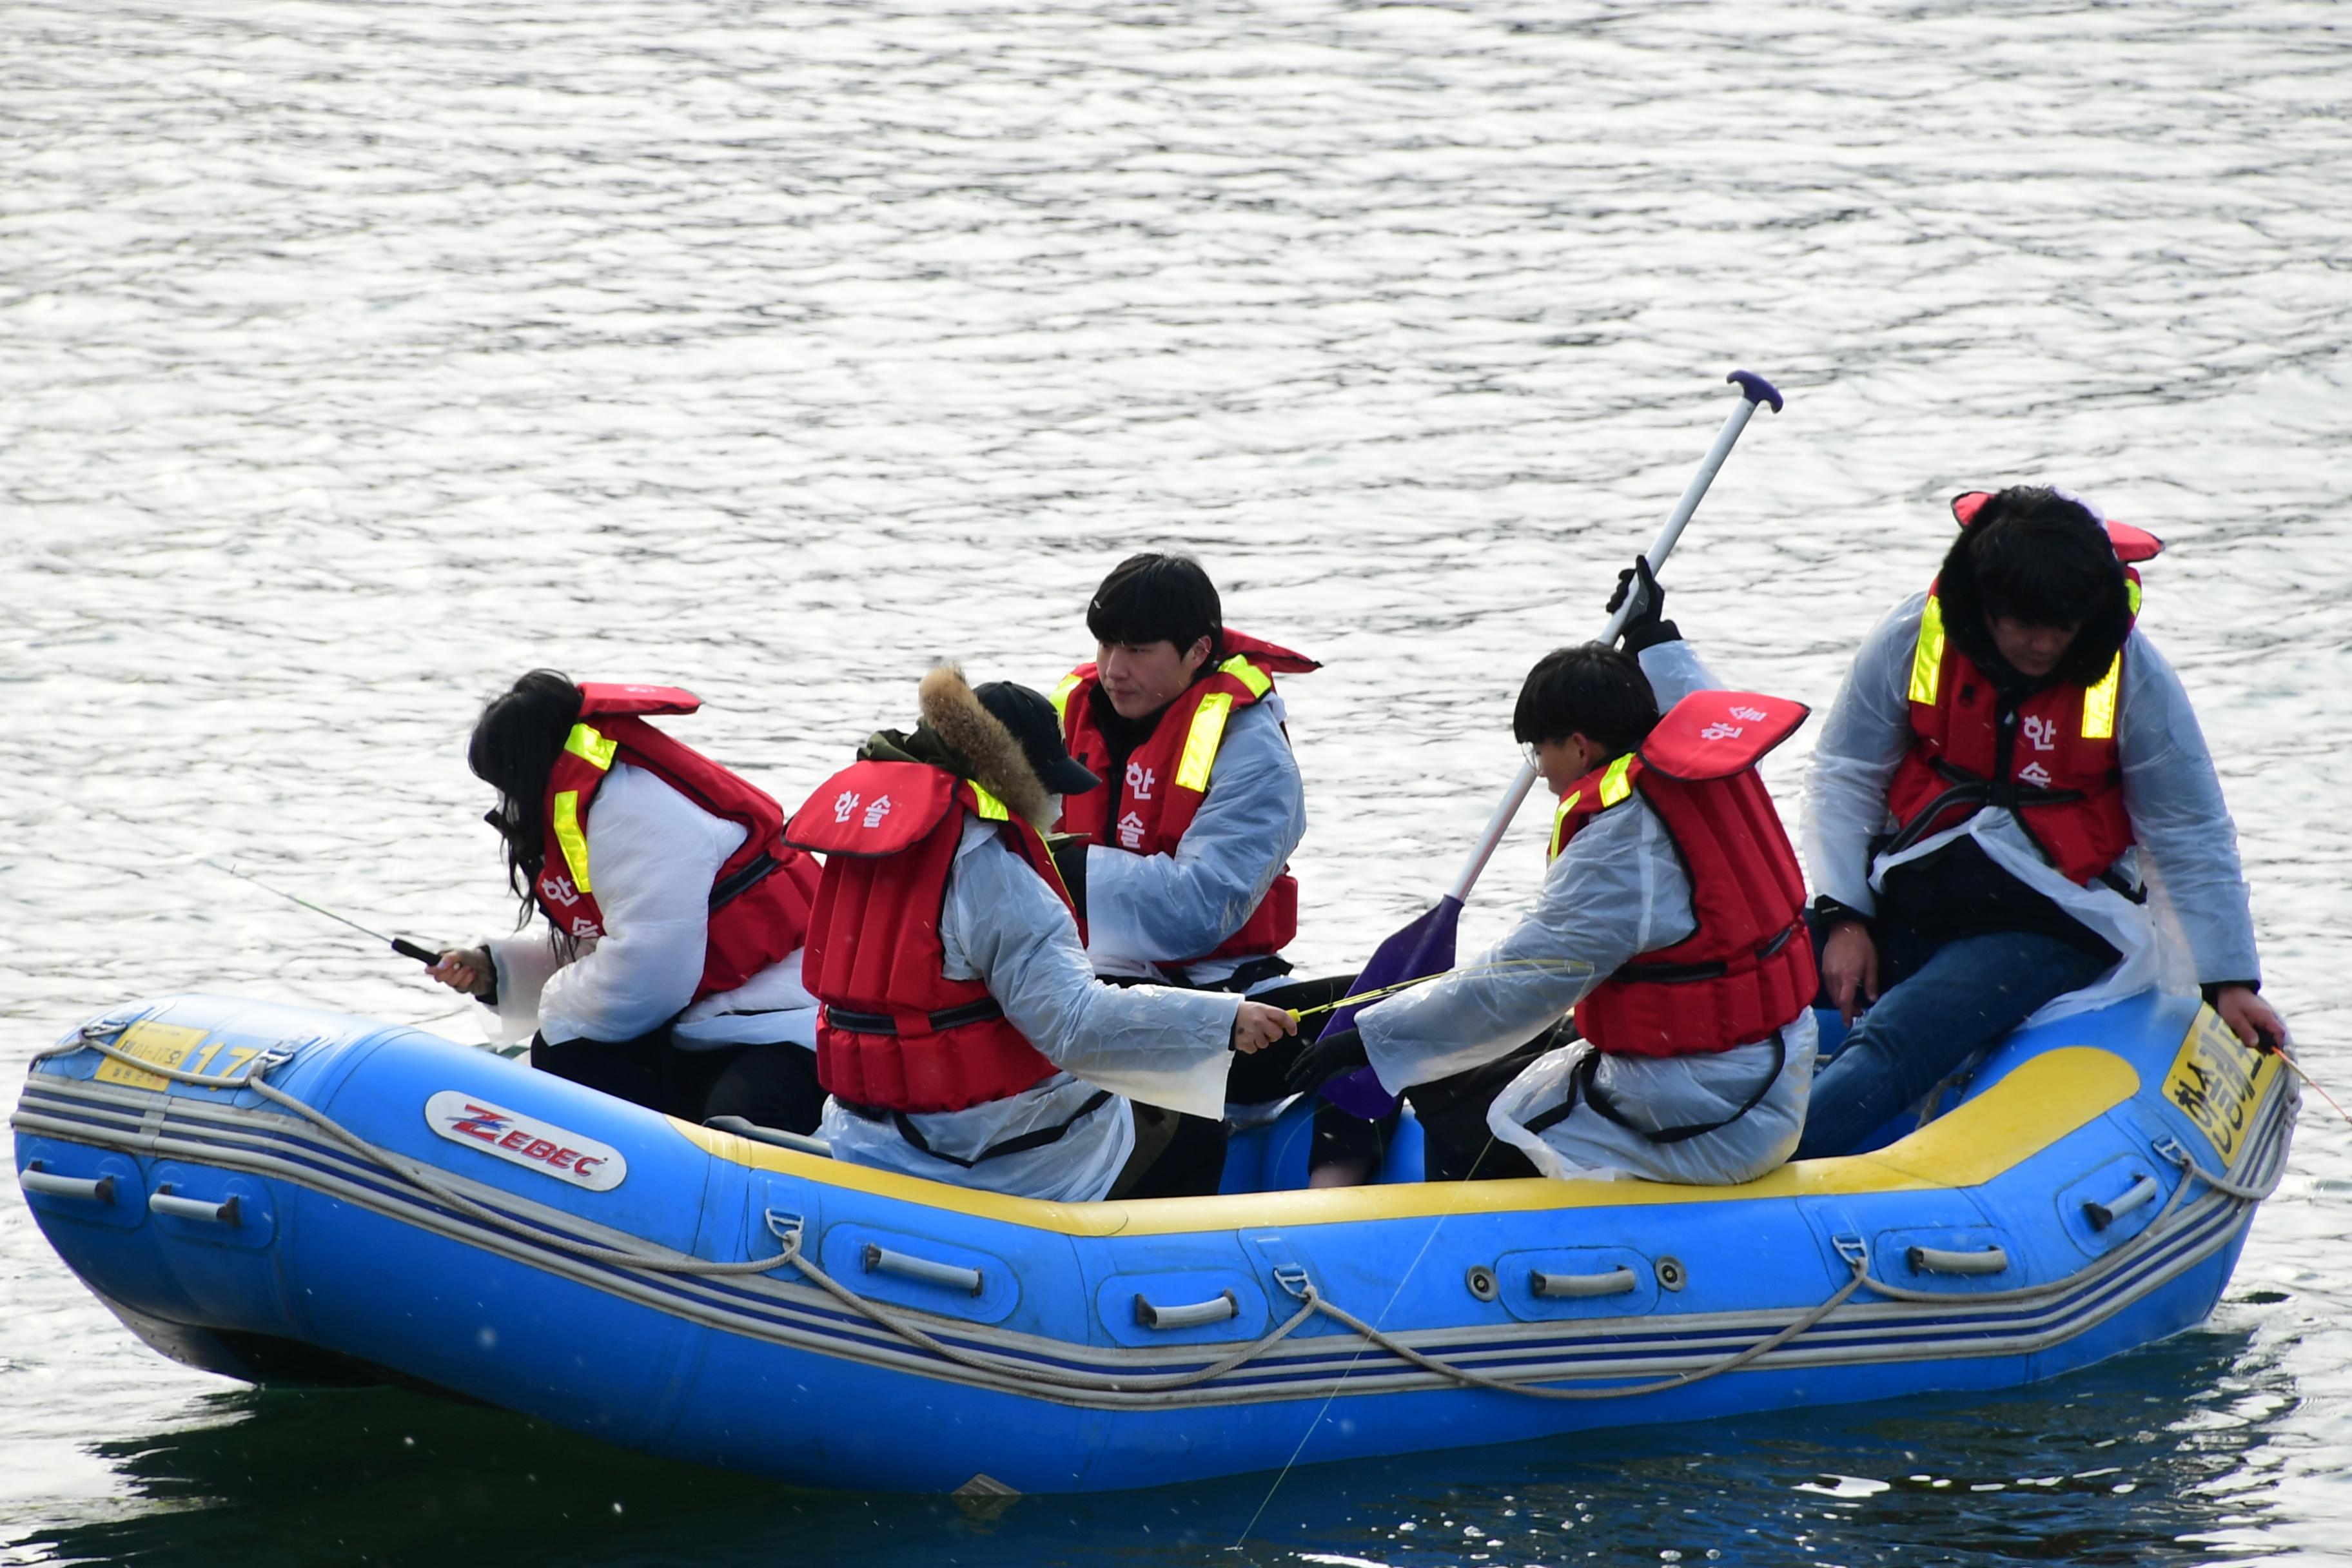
[1402,1038,1551,1182]
[1096,970,1393,1198]
[530,1032,827,1135]
[1109,1101,1226,1200]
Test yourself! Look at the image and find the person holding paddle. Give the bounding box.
[1794,487,2286,1159]
[1291,564,1822,1186]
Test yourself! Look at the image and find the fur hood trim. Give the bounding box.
[919,663,1054,832]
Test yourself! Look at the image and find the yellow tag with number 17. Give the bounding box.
[91,1022,258,1091]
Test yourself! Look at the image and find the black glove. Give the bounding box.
[1607,556,1681,654]
[1286,1026,1369,1097]
[1048,834,1088,920]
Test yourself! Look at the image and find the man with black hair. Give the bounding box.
[1048,553,1373,1184]
[1290,564,1822,1186]
[1796,486,2285,1159]
[1050,553,1317,993]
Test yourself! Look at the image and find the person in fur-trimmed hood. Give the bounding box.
[783,665,1297,1203]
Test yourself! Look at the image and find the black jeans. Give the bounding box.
[1402,1040,1550,1182]
[1097,970,1393,1194]
[529,1032,827,1135]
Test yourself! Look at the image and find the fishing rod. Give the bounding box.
[200,859,442,966]
[1284,957,1597,1024]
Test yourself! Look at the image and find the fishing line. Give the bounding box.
[2266,1047,2352,1128]
[200,858,440,965]
[1235,966,1592,1542]
[1229,1129,1507,1553]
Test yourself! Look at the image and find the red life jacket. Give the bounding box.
[1052,631,1319,965]
[1548,691,1817,1059]
[533,683,819,1001]
[1883,493,2164,887]
[783,760,1075,1114]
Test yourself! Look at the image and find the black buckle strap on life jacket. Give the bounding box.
[1521,1030,1787,1146]
[709,847,783,913]
[836,1089,1114,1168]
[821,997,1006,1035]
[1609,921,1801,986]
[1886,757,2090,860]
[2098,866,2150,905]
[1159,954,1296,994]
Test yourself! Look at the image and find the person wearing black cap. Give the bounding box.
[781,664,1297,1202]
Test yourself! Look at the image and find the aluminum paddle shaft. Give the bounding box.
[1317,370,1783,1120]
[1444,369,1783,903]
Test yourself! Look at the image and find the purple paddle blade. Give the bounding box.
[1318,894,1462,1119]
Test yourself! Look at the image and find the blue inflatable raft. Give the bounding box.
[12,990,2293,1494]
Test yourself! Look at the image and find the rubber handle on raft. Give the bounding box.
[2084,1174,2160,1231]
[22,1164,116,1205]
[392,939,439,965]
[1530,1266,1639,1299]
[1906,1243,2008,1276]
[863,1242,984,1297]
[151,1187,241,1226]
[1134,1289,1239,1329]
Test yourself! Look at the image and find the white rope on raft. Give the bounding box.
[32,1019,2289,1404]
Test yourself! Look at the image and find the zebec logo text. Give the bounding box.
[424,1091,629,1191]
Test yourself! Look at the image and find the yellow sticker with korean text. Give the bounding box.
[2161,1006,2280,1162]
[92,1021,212,1090]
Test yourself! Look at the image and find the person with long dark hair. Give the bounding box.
[428,672,828,1132]
[1796,487,2286,1157]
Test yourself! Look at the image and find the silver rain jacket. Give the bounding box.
[1358,642,1817,1186]
[1081,695,1308,992]
[819,814,1243,1203]
[1803,592,2260,1025]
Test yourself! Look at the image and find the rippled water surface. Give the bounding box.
[6,1,2352,1562]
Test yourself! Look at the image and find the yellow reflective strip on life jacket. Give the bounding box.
[1548,790,1581,861]
[1217,654,1273,699]
[1049,671,1083,723]
[968,783,1010,821]
[2126,577,2142,616]
[564,723,619,771]
[2081,652,2121,740]
[1598,754,1634,807]
[1910,594,1946,707]
[1175,692,1233,793]
[551,789,593,892]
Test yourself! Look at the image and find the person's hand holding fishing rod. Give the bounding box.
[427,946,498,1001]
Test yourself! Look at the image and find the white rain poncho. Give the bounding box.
[819,814,1244,1204]
[479,763,819,1050]
[1357,642,1817,1186]
[1803,592,2260,1025]
[1081,696,1308,991]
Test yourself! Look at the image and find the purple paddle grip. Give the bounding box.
[1317,894,1464,1121]
[1727,369,1783,413]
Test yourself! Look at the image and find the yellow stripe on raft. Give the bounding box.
[668,1047,2141,1238]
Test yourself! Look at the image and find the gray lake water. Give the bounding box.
[6,1,2352,1562]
